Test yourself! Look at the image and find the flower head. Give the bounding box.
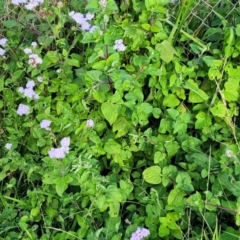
[28,53,42,67]
[99,0,107,8]
[0,48,6,56]
[86,119,94,128]
[0,38,8,47]
[130,227,150,240]
[24,48,32,54]
[5,143,12,150]
[17,104,30,116]
[40,119,51,130]
[31,41,37,47]
[48,137,70,159]
[226,150,234,158]
[37,76,43,82]
[60,137,70,147]
[114,39,126,52]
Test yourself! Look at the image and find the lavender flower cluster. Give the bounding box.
[11,0,44,10]
[130,227,150,240]
[48,137,70,159]
[69,11,99,33]
[18,80,39,100]
[0,38,8,56]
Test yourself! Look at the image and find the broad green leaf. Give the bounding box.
[168,189,186,206]
[223,81,239,102]
[125,89,144,103]
[101,102,120,125]
[158,119,171,133]
[112,117,131,138]
[45,51,60,64]
[163,94,180,107]
[65,58,80,67]
[106,185,123,202]
[210,101,226,117]
[156,40,177,63]
[104,139,121,155]
[96,195,108,212]
[159,225,170,237]
[2,20,17,28]
[54,176,73,197]
[143,166,162,184]
[184,79,209,103]
[195,111,212,129]
[92,60,106,70]
[154,151,166,164]
[107,52,119,66]
[164,141,179,157]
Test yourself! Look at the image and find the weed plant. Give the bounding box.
[1,0,240,239]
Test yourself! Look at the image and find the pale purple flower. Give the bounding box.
[85,13,94,20]
[86,119,94,128]
[48,147,65,159]
[23,88,36,98]
[130,228,150,240]
[89,25,98,33]
[31,41,37,47]
[48,137,70,159]
[28,53,42,67]
[11,0,27,5]
[99,0,107,8]
[57,2,63,8]
[60,137,70,147]
[0,38,8,47]
[226,150,234,158]
[81,21,91,31]
[17,104,30,116]
[18,87,24,93]
[40,119,51,130]
[26,80,35,89]
[0,48,6,56]
[37,76,43,82]
[5,143,12,150]
[114,39,126,52]
[25,0,44,10]
[70,12,85,25]
[24,48,32,54]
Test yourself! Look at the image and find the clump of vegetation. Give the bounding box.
[1,0,240,239]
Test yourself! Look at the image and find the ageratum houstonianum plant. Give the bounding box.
[1,0,240,239]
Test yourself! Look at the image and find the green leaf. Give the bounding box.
[223,81,239,102]
[184,79,209,103]
[159,225,170,238]
[143,166,162,184]
[164,141,179,157]
[195,111,212,129]
[2,20,17,28]
[154,151,166,164]
[65,58,80,67]
[210,101,226,117]
[104,139,121,155]
[158,119,171,133]
[92,60,106,70]
[168,189,186,206]
[45,51,60,64]
[101,102,120,125]
[54,176,73,197]
[112,117,131,138]
[163,94,180,107]
[156,40,177,63]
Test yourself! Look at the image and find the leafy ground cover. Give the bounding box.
[1,0,240,239]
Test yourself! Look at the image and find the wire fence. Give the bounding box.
[167,0,240,47]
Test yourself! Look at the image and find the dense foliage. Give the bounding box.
[1,0,240,239]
